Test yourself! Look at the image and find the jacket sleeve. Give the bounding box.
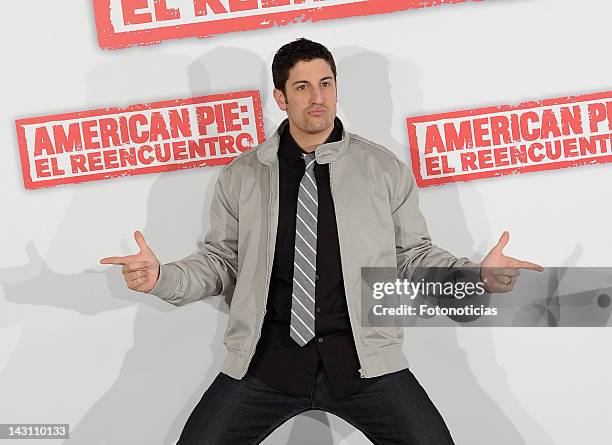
[147,167,239,306]
[391,158,481,282]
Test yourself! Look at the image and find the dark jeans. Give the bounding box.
[177,363,455,445]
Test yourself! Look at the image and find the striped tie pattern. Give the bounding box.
[290,152,318,346]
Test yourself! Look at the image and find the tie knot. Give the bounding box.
[303,152,316,172]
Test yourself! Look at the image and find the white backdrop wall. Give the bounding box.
[1,0,611,444]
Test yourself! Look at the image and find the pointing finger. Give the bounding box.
[100,256,131,265]
[511,259,544,272]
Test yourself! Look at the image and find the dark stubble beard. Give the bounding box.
[302,112,332,135]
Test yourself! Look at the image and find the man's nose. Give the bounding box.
[310,86,324,104]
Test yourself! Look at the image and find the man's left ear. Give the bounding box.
[273,89,287,111]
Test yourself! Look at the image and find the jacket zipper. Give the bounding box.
[240,161,276,378]
[330,161,368,379]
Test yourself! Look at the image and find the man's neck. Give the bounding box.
[288,121,335,153]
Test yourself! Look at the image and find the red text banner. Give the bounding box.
[93,0,476,49]
[407,91,612,187]
[16,91,264,190]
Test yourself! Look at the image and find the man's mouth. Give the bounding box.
[307,107,326,116]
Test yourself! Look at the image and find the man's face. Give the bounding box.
[273,58,337,135]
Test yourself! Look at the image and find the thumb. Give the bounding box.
[134,230,150,252]
[494,231,510,253]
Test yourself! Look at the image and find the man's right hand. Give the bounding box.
[100,230,160,293]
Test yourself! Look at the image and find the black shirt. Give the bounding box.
[247,118,381,399]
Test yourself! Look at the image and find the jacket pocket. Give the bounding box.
[360,325,403,345]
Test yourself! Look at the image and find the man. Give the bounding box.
[101,39,542,444]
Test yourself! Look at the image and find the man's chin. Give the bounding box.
[304,119,334,135]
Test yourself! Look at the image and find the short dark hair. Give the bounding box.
[272,38,337,93]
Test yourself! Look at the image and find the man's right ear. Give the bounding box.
[273,89,287,111]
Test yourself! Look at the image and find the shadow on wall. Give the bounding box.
[0,49,221,445]
[0,44,556,445]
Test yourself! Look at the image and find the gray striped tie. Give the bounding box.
[290,152,317,346]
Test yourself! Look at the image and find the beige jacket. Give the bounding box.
[149,120,477,379]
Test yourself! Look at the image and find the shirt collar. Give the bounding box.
[279,117,343,166]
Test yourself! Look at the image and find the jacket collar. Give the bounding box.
[256,117,350,166]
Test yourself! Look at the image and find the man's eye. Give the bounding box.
[322,82,331,87]
[297,85,307,91]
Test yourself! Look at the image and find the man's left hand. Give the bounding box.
[480,231,543,293]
